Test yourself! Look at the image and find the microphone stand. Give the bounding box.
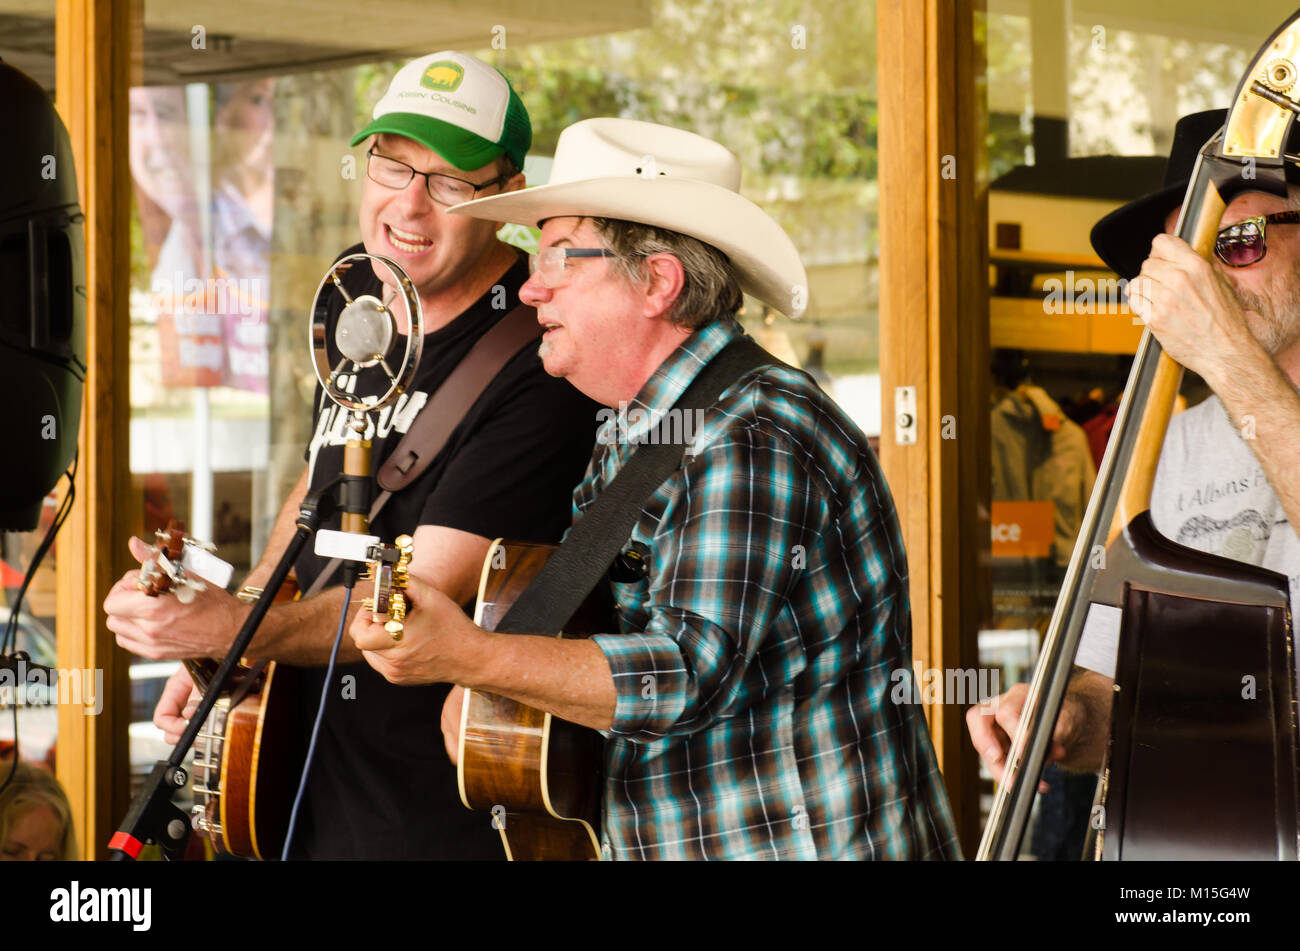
[337,409,372,589]
[276,408,370,860]
[108,477,346,861]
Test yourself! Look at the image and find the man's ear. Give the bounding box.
[641,253,685,319]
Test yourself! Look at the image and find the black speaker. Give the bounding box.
[0,59,86,531]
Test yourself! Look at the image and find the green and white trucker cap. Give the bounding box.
[350,51,531,171]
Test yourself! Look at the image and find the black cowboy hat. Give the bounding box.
[1089,110,1227,280]
[1091,108,1300,279]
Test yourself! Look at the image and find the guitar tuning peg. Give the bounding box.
[361,597,374,611]
[395,534,413,550]
[390,592,406,622]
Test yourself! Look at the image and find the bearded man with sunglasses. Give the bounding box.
[104,52,599,859]
[968,109,1300,791]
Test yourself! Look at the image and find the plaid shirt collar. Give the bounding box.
[609,318,742,450]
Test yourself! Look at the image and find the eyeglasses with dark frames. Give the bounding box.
[1214,211,1300,267]
[528,247,617,287]
[365,148,509,206]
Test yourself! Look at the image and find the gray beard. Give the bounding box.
[1234,256,1300,355]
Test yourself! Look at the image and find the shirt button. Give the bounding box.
[601,840,612,860]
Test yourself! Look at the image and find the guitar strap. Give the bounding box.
[304,301,540,598]
[496,335,781,635]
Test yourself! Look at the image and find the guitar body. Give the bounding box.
[458,540,609,861]
[188,578,303,860]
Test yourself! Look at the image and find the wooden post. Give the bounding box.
[877,0,990,852]
[55,0,135,860]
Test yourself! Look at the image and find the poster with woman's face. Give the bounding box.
[212,78,274,395]
[129,80,274,394]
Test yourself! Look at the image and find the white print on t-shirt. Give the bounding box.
[307,388,429,484]
[1154,444,1297,599]
[1171,509,1275,564]
[1077,396,1300,678]
[1172,469,1271,512]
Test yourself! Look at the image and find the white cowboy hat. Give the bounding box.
[448,117,808,317]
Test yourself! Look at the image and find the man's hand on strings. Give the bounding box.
[350,572,487,687]
[104,535,249,660]
[965,683,1089,792]
[154,665,201,744]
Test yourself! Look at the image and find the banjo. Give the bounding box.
[137,522,413,859]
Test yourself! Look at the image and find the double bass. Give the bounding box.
[980,11,1300,861]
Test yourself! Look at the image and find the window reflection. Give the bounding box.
[979,0,1300,858]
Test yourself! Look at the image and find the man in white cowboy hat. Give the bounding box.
[969,110,1300,798]
[350,117,961,860]
[105,52,600,859]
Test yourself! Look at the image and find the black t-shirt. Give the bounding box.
[289,246,599,859]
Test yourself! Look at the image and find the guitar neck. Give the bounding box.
[184,658,219,693]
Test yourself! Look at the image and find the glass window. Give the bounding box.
[979,0,1300,859]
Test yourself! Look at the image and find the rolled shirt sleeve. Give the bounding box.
[592,423,822,740]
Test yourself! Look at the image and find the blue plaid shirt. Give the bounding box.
[578,319,961,860]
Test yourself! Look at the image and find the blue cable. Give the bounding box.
[281,584,351,861]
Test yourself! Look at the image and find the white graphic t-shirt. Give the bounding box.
[1075,395,1300,678]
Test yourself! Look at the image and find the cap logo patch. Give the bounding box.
[421,61,464,92]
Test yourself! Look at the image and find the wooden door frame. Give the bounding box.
[877,0,990,852]
[55,0,136,860]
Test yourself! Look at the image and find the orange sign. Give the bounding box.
[991,501,1055,559]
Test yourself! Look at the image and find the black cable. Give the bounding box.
[0,448,78,798]
[280,584,352,861]
[3,448,77,655]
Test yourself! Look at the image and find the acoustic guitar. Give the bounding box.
[457,540,610,861]
[138,523,412,860]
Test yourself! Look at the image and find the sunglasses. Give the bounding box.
[1214,211,1300,267]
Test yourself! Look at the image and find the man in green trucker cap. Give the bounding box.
[108,51,600,859]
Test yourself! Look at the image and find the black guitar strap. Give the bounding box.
[496,335,781,635]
